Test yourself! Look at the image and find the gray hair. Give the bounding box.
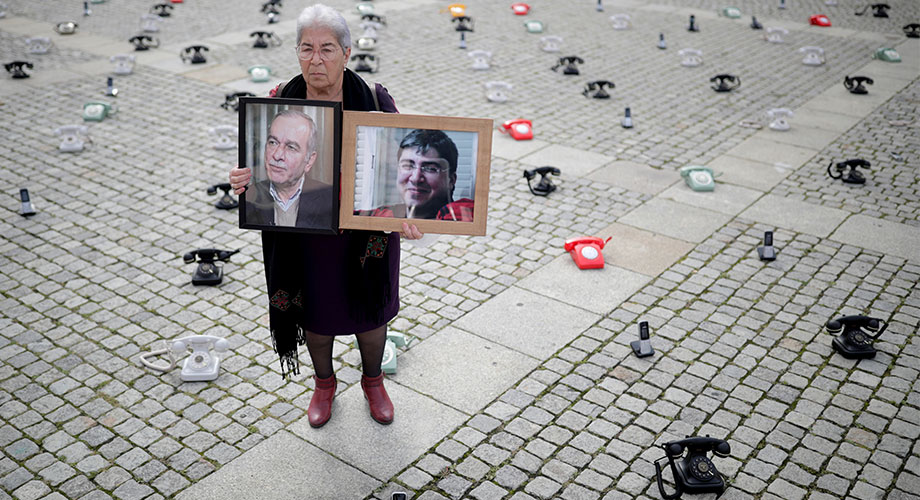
[296,4,351,51]
[271,110,317,156]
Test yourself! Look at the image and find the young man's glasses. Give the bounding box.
[399,161,449,175]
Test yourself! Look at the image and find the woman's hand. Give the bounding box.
[401,223,423,240]
[229,166,251,195]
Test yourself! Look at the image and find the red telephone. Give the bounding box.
[511,3,530,15]
[499,119,533,141]
[564,236,611,270]
[810,14,831,26]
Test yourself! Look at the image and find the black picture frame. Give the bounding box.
[238,97,341,234]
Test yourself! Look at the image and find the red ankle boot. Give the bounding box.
[307,374,336,428]
[361,373,394,425]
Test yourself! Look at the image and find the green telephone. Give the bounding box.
[524,20,544,33]
[353,332,409,374]
[356,2,374,15]
[83,101,116,122]
[872,47,901,62]
[680,165,716,191]
[720,6,741,18]
[248,65,272,82]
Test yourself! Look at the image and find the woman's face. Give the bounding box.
[297,26,350,94]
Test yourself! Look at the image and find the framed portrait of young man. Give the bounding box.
[339,112,493,236]
[238,97,341,234]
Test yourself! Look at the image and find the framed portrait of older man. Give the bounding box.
[238,97,341,234]
[339,112,492,236]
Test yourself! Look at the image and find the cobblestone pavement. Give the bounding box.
[1,0,919,499]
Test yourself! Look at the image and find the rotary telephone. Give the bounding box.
[710,74,740,92]
[764,108,793,131]
[655,436,731,499]
[5,61,33,79]
[19,188,36,217]
[355,36,376,50]
[539,35,562,52]
[524,20,544,33]
[360,20,382,40]
[827,158,870,184]
[209,125,238,150]
[351,53,379,73]
[511,3,530,15]
[523,166,559,195]
[262,2,280,24]
[129,35,159,51]
[764,26,788,43]
[872,47,901,62]
[150,3,173,16]
[826,315,887,359]
[221,91,254,112]
[551,56,583,75]
[54,21,78,34]
[678,48,702,67]
[55,125,90,152]
[83,101,116,122]
[468,50,491,70]
[564,236,611,270]
[207,183,238,210]
[719,6,741,18]
[356,2,374,15]
[484,81,512,102]
[183,248,239,286]
[844,75,873,95]
[799,46,825,66]
[445,3,466,17]
[855,3,890,17]
[110,54,135,75]
[609,13,630,30]
[140,13,162,32]
[680,166,716,191]
[500,119,532,140]
[452,16,474,32]
[25,37,53,54]
[250,30,282,48]
[248,65,272,82]
[361,14,386,25]
[905,24,920,38]
[583,80,614,99]
[181,45,209,64]
[139,335,230,382]
[809,14,831,27]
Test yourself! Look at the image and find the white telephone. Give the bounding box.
[139,335,230,382]
[678,48,703,67]
[248,65,272,82]
[609,14,631,30]
[765,26,788,43]
[468,50,492,70]
[484,81,512,103]
[355,36,376,50]
[25,37,53,54]
[140,13,162,32]
[110,54,136,75]
[360,20,382,40]
[764,108,794,131]
[799,46,825,66]
[539,35,562,52]
[55,125,90,152]
[209,125,238,150]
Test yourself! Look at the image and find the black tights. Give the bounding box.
[305,325,386,379]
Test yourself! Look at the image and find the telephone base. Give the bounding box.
[215,194,239,210]
[562,67,579,75]
[192,264,223,286]
[59,143,85,153]
[757,246,776,261]
[630,339,654,358]
[180,355,221,381]
[832,337,876,359]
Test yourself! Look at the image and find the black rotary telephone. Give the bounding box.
[710,74,740,92]
[207,184,238,210]
[361,14,386,25]
[827,158,870,184]
[655,436,730,499]
[843,75,873,95]
[351,53,379,73]
[129,35,159,51]
[552,56,583,75]
[183,249,239,286]
[181,45,209,64]
[5,61,33,79]
[905,24,920,38]
[250,31,282,48]
[826,315,887,359]
[523,167,560,196]
[583,80,614,98]
[452,16,474,32]
[856,3,890,17]
[221,91,254,112]
[150,3,173,17]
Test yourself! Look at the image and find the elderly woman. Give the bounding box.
[229,4,421,428]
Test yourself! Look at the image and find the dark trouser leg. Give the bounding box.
[305,330,335,379]
[355,324,387,377]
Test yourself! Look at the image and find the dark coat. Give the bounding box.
[246,177,334,230]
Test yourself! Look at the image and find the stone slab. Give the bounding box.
[595,222,695,276]
[750,126,840,151]
[740,194,848,238]
[586,160,679,195]
[288,381,466,481]
[791,109,861,134]
[830,214,920,262]
[453,286,600,359]
[518,144,614,177]
[395,326,540,414]
[659,180,763,216]
[618,197,733,243]
[490,130,550,161]
[517,254,652,315]
[706,155,792,192]
[803,93,886,118]
[184,64,251,85]
[175,431,378,500]
[725,136,819,170]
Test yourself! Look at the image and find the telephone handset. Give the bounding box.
[655,436,731,499]
[25,37,53,54]
[678,48,702,67]
[129,35,159,51]
[248,65,272,82]
[539,35,562,52]
[445,3,467,17]
[710,74,740,92]
[452,16,474,32]
[809,14,831,27]
[564,236,611,270]
[5,61,33,79]
[138,335,230,381]
[150,3,173,16]
[764,26,788,43]
[523,166,559,195]
[844,75,873,95]
[484,81,512,102]
[361,14,386,25]
[826,315,887,359]
[181,45,209,64]
[679,165,716,191]
[764,108,793,131]
[351,53,379,73]
[511,3,530,15]
[207,183,239,210]
[905,24,920,38]
[856,3,890,17]
[221,91,254,112]
[250,30,282,48]
[499,119,532,140]
[83,101,116,122]
[609,13,630,30]
[551,56,583,75]
[19,189,36,217]
[799,46,825,66]
[719,6,741,18]
[583,80,614,99]
[827,158,870,184]
[183,248,239,286]
[209,125,238,150]
[55,125,90,152]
